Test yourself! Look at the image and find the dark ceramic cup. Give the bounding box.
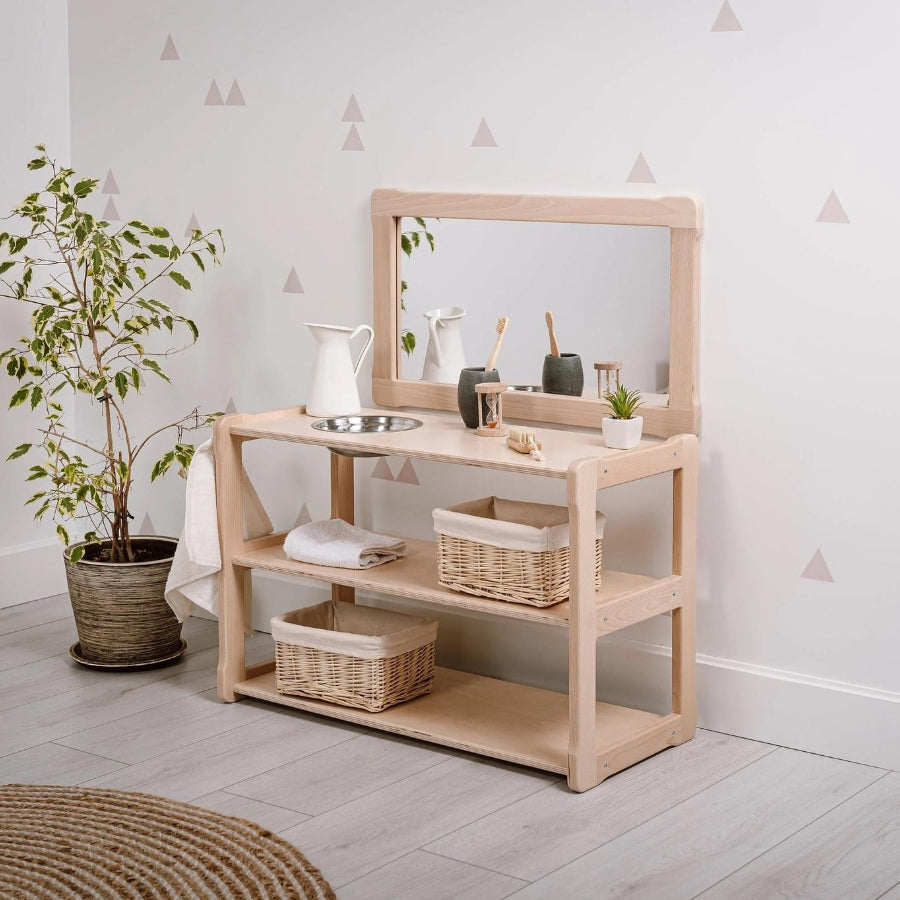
[457,366,501,428]
[541,353,584,396]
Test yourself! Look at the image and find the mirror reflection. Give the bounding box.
[399,217,671,405]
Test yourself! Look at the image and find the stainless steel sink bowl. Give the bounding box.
[312,415,423,457]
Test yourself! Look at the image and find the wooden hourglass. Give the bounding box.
[475,382,508,437]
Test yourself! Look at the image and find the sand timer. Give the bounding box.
[475,382,509,437]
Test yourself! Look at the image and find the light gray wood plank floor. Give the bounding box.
[1,594,897,899]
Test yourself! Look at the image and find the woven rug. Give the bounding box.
[0,784,335,899]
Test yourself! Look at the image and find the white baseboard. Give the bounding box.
[229,573,900,772]
[0,538,67,609]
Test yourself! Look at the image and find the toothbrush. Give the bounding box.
[485,317,509,372]
[545,311,560,357]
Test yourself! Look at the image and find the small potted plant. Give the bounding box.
[602,384,644,450]
[0,147,223,668]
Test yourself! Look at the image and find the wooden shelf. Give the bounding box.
[234,666,672,775]
[233,537,682,635]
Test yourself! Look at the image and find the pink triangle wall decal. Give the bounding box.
[139,513,156,535]
[801,549,834,582]
[102,197,120,221]
[395,458,420,485]
[371,458,394,481]
[711,1,743,32]
[101,170,119,194]
[627,153,656,183]
[816,190,850,224]
[294,503,312,528]
[283,267,304,294]
[342,124,365,151]
[471,118,497,148]
[204,80,224,106]
[224,397,237,414]
[342,94,364,123]
[225,79,246,106]
[185,213,201,237]
[160,34,180,60]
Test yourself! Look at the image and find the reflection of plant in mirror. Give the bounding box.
[604,384,643,420]
[399,217,438,356]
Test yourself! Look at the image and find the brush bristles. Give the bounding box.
[496,317,508,333]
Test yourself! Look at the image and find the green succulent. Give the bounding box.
[604,384,643,420]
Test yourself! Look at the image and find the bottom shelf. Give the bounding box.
[234,666,666,775]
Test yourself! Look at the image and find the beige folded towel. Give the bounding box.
[283,519,406,569]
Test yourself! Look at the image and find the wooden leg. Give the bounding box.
[330,452,356,604]
[215,420,246,702]
[672,435,699,738]
[567,458,600,792]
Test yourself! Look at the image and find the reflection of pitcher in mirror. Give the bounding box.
[422,307,466,384]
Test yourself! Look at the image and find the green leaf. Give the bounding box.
[56,523,70,546]
[0,261,14,275]
[29,385,42,409]
[147,244,170,258]
[73,178,98,198]
[400,235,412,257]
[9,387,29,408]
[183,318,198,340]
[6,443,31,460]
[151,226,170,238]
[114,371,128,399]
[27,158,47,170]
[69,544,85,563]
[168,271,191,290]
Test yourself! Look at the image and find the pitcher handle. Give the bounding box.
[350,324,375,377]
[427,316,443,368]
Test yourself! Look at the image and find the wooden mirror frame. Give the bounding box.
[371,189,701,438]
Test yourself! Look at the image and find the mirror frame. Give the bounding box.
[371,189,701,438]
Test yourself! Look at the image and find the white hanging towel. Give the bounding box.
[283,519,406,569]
[165,439,273,622]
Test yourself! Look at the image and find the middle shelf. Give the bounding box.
[233,537,682,634]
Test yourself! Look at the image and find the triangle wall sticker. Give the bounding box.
[283,267,304,294]
[342,94,364,123]
[627,153,656,183]
[471,118,497,148]
[711,1,743,32]
[185,213,201,237]
[371,458,394,481]
[342,124,365,151]
[801,549,834,582]
[294,503,312,528]
[817,190,850,224]
[224,397,237,414]
[395,458,420,485]
[225,79,246,106]
[160,34,180,60]
[102,197,120,221]
[139,513,156,535]
[204,80,224,106]
[101,170,119,194]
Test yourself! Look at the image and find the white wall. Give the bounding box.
[55,0,900,768]
[0,0,71,606]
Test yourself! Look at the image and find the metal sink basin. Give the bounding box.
[312,415,423,457]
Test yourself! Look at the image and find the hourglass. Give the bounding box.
[475,382,509,437]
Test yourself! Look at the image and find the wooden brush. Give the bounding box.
[545,311,560,357]
[485,316,509,372]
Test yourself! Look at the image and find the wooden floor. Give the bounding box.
[1,595,898,899]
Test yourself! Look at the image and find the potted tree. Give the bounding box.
[602,384,644,450]
[0,147,224,668]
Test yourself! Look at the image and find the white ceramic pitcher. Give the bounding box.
[305,322,374,417]
[421,307,466,384]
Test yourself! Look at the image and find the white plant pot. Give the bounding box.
[602,415,643,450]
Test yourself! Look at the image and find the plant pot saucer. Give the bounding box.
[68,639,187,670]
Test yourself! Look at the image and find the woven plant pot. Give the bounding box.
[64,535,182,667]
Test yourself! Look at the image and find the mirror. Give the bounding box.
[398,218,671,405]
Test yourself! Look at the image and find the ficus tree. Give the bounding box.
[0,146,224,563]
[399,216,437,357]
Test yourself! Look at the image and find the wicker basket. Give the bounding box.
[434,496,604,607]
[271,601,437,712]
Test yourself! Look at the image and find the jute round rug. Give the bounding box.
[0,784,335,899]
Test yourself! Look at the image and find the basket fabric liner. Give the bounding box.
[271,600,437,660]
[433,496,605,552]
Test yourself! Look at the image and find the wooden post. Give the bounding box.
[330,452,356,604]
[567,457,599,791]
[672,434,699,737]
[214,416,246,702]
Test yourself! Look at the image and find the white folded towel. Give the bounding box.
[165,439,273,622]
[283,519,406,569]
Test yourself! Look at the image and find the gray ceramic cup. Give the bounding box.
[457,367,501,428]
[541,353,584,396]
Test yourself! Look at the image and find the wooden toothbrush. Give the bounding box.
[485,316,509,372]
[545,311,560,357]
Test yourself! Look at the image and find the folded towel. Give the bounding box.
[165,439,273,622]
[283,519,406,569]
